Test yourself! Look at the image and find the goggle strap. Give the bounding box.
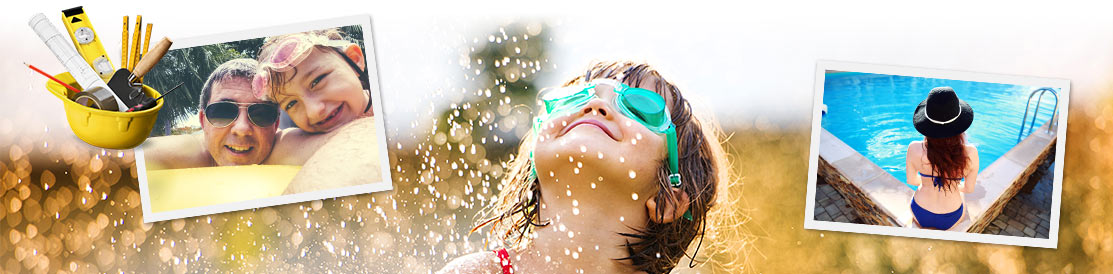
[530,152,538,180]
[665,126,689,221]
[530,118,541,180]
[666,126,681,187]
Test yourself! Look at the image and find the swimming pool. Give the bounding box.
[821,72,1057,190]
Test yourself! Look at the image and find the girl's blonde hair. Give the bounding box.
[475,60,749,273]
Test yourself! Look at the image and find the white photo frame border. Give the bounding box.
[803,60,1068,249]
[137,15,394,223]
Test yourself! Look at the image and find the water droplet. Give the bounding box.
[628,170,637,179]
[631,193,639,200]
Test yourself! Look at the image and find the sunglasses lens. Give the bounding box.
[204,102,239,127]
[248,104,280,127]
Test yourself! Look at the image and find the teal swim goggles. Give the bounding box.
[532,79,682,188]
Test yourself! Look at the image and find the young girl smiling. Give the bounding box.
[253,28,373,134]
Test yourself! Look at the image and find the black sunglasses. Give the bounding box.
[203,101,280,128]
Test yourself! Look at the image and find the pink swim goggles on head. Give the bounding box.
[251,35,355,98]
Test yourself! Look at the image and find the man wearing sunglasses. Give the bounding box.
[199,59,282,166]
[145,59,281,168]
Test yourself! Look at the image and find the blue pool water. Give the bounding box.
[821,72,1057,191]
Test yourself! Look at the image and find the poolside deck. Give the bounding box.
[983,161,1054,238]
[961,121,1057,232]
[815,120,1057,233]
[816,128,911,227]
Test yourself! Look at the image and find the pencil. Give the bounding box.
[121,16,129,68]
[129,15,142,70]
[25,62,82,94]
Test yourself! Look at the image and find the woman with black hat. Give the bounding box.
[905,87,980,230]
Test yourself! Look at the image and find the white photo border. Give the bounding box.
[137,15,394,223]
[803,60,1068,248]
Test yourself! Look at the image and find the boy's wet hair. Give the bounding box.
[475,60,735,273]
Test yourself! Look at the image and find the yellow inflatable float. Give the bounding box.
[146,165,300,212]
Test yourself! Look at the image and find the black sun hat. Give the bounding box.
[913,87,974,138]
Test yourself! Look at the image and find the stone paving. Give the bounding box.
[815,159,1055,236]
[983,162,1055,238]
[814,180,863,224]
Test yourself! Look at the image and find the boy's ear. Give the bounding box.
[645,188,691,224]
[343,44,366,71]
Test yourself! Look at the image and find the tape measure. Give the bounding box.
[73,87,121,111]
[62,6,115,81]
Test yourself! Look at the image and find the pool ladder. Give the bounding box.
[1017,87,1058,143]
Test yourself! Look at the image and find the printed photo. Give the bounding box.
[135,16,392,222]
[804,61,1068,248]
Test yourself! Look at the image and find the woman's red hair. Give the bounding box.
[924,133,968,191]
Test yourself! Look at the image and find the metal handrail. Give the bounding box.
[1017,87,1058,143]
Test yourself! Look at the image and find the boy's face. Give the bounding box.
[272,46,367,133]
[532,79,669,199]
[200,78,278,166]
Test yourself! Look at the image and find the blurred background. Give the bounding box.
[2,1,1113,273]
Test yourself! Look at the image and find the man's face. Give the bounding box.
[201,78,278,166]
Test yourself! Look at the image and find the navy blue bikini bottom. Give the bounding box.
[911,199,963,230]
